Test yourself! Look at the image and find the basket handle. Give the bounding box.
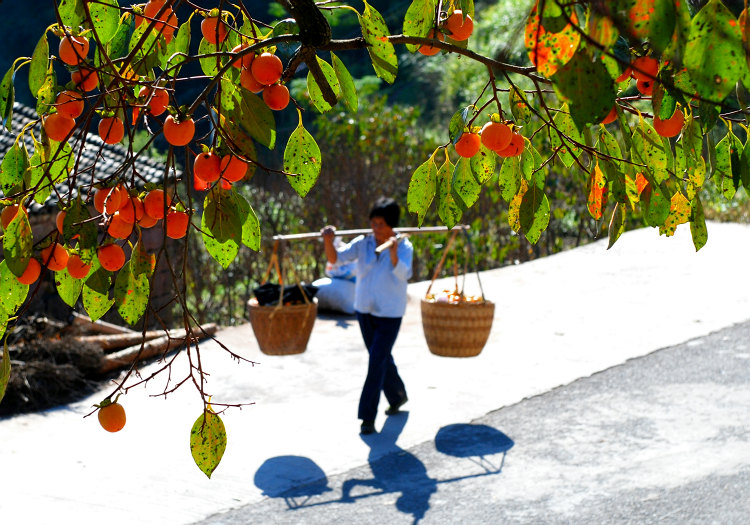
[261,240,313,308]
[425,229,459,297]
[424,228,487,302]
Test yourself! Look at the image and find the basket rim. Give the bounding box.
[421,297,494,306]
[248,297,318,309]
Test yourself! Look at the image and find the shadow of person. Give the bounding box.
[341,413,437,524]
[434,423,514,478]
[254,455,332,509]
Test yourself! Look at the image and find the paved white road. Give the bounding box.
[2,221,750,525]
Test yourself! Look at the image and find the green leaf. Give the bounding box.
[284,113,322,198]
[498,156,521,202]
[201,188,243,269]
[198,36,231,77]
[631,116,668,184]
[451,157,481,210]
[642,183,670,227]
[509,86,532,125]
[83,261,114,322]
[359,1,398,84]
[0,339,10,405]
[519,174,550,244]
[165,21,192,76]
[58,0,85,27]
[1,142,28,195]
[403,0,438,53]
[129,22,168,76]
[652,81,678,121]
[331,52,358,113]
[741,138,750,190]
[237,89,276,150]
[62,196,98,248]
[3,207,32,278]
[610,0,676,54]
[607,203,627,249]
[307,57,341,113]
[114,258,149,325]
[519,141,535,180]
[35,64,56,117]
[551,47,616,128]
[107,16,131,61]
[55,266,84,308]
[0,260,29,317]
[216,95,259,163]
[190,409,227,479]
[0,309,7,343]
[90,0,120,44]
[407,154,437,226]
[131,240,155,278]
[684,0,744,104]
[448,105,474,145]
[550,106,583,168]
[29,34,49,95]
[0,66,14,131]
[230,191,261,251]
[470,144,496,184]
[690,196,708,251]
[436,155,462,228]
[715,129,741,199]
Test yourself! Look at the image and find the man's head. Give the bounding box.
[369,197,400,244]
[369,197,400,228]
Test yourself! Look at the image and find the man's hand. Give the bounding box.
[321,225,337,264]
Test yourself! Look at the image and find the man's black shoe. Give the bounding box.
[385,397,408,416]
[360,420,376,434]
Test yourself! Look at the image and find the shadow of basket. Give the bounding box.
[435,423,514,473]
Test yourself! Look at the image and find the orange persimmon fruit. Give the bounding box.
[163,115,195,146]
[59,34,90,65]
[454,132,481,158]
[480,121,512,152]
[66,254,92,279]
[250,52,283,86]
[98,244,126,272]
[165,209,189,239]
[262,84,290,111]
[41,243,69,271]
[43,112,76,142]
[98,401,126,432]
[17,258,41,285]
[445,10,474,41]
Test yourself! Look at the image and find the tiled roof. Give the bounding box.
[0,102,178,213]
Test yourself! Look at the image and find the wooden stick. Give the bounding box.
[98,323,218,374]
[72,312,137,335]
[75,330,165,351]
[374,233,410,254]
[272,224,469,241]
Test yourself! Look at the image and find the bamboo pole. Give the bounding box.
[272,224,469,241]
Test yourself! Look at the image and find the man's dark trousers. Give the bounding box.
[356,312,407,421]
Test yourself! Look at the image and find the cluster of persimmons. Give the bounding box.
[6,0,294,310]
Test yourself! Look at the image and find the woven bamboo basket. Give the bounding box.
[421,299,495,357]
[248,298,318,356]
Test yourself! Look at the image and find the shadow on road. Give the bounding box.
[253,415,514,523]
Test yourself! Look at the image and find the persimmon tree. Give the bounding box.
[0,0,749,476]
